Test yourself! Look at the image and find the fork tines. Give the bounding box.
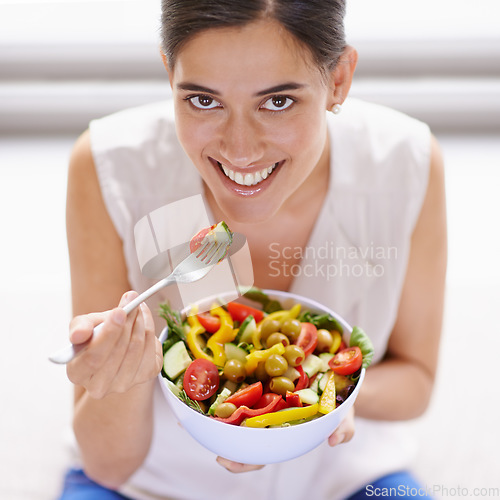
[195,240,229,265]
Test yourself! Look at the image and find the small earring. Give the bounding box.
[331,103,342,115]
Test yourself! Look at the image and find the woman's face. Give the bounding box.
[168,19,334,223]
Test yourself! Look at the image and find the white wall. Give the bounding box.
[1,0,499,133]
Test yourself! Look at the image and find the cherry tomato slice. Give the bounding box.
[225,381,263,408]
[197,313,221,333]
[183,358,220,401]
[226,302,264,323]
[328,346,363,375]
[189,225,216,253]
[296,322,318,358]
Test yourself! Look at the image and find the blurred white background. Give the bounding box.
[1,1,499,499]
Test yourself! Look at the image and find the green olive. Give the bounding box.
[316,329,334,353]
[269,376,295,396]
[283,344,305,367]
[214,402,237,418]
[259,319,282,342]
[254,361,270,382]
[280,319,301,342]
[265,332,290,348]
[264,354,288,377]
[223,359,246,383]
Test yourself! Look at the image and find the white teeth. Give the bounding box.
[219,162,278,186]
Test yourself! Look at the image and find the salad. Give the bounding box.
[160,288,373,428]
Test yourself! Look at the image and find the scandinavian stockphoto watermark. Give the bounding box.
[268,241,398,280]
[364,483,500,498]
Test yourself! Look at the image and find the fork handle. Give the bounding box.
[48,276,174,364]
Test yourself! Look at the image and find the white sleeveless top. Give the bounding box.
[88,97,430,500]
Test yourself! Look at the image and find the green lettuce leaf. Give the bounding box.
[349,326,374,369]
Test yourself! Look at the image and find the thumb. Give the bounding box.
[69,313,103,345]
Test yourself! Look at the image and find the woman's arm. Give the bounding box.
[65,131,163,488]
[355,134,447,420]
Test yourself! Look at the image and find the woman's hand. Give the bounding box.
[215,457,265,473]
[215,407,355,473]
[66,291,163,399]
[328,406,355,446]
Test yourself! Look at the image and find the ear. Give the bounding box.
[326,45,358,110]
[159,46,174,88]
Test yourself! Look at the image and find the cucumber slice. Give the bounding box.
[224,343,248,362]
[295,388,320,405]
[302,354,323,378]
[208,387,232,416]
[318,352,335,372]
[163,341,191,380]
[318,371,332,393]
[236,315,257,344]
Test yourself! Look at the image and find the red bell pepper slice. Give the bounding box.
[285,391,303,408]
[253,392,280,409]
[213,393,281,426]
[226,302,265,323]
[294,365,309,391]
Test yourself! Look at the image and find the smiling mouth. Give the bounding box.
[217,161,279,186]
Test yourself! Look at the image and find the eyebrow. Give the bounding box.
[176,82,306,97]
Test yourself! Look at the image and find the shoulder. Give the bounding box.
[329,98,431,192]
[86,98,194,203]
[88,99,180,158]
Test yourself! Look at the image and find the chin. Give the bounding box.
[215,193,281,225]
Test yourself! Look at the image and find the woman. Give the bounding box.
[59,0,447,499]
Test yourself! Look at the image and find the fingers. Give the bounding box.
[67,291,138,395]
[69,312,106,345]
[216,456,265,473]
[67,291,162,399]
[328,406,355,447]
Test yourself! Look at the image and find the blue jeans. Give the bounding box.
[58,469,131,499]
[347,471,433,499]
[58,468,432,499]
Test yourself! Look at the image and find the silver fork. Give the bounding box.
[48,239,230,364]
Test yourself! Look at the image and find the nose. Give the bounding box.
[219,112,264,167]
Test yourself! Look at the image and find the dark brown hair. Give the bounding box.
[160,0,346,71]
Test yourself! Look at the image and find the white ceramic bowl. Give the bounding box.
[158,290,365,464]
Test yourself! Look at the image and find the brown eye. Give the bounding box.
[262,95,294,111]
[190,95,220,109]
[272,96,287,107]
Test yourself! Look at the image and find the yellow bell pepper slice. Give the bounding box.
[251,324,263,350]
[186,306,213,362]
[318,371,336,414]
[245,342,285,375]
[207,305,235,367]
[264,303,301,323]
[243,403,319,427]
[329,330,342,354]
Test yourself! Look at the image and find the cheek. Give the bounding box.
[174,109,217,162]
[176,115,202,155]
[272,112,326,159]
